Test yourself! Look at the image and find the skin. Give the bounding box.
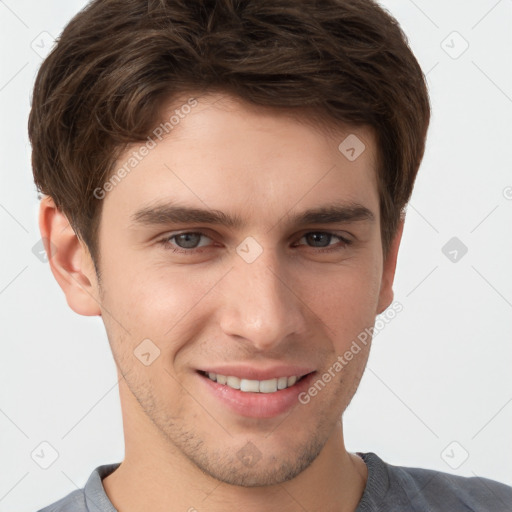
[40,92,404,512]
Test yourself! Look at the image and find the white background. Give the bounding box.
[0,0,511,510]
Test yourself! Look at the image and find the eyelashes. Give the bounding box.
[157,230,353,255]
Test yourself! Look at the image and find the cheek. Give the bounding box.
[101,259,223,355]
[302,261,382,347]
[100,235,383,349]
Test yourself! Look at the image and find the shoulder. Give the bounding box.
[392,463,512,511]
[35,463,120,512]
[358,452,512,511]
[36,489,86,512]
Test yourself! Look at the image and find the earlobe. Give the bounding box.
[38,195,102,316]
[376,218,404,315]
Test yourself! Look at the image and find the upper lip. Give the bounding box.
[197,364,316,381]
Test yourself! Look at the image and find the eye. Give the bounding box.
[157,230,353,255]
[295,232,352,252]
[158,231,213,253]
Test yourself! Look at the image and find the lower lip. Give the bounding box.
[197,371,317,419]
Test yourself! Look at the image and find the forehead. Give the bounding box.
[158,91,378,158]
[102,92,380,230]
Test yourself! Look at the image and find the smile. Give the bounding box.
[199,370,308,393]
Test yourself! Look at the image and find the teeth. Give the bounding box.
[259,378,278,393]
[204,372,305,392]
[226,376,241,389]
[240,379,260,392]
[277,376,288,390]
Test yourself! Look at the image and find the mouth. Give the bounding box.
[197,370,312,393]
[196,368,317,418]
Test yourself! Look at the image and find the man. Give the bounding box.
[29,0,512,510]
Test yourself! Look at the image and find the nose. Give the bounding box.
[218,246,307,352]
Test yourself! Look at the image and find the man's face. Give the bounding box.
[94,93,394,486]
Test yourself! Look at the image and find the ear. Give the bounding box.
[38,195,102,316]
[376,218,404,315]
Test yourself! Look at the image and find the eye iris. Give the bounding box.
[307,233,331,247]
[169,232,341,251]
[176,233,201,248]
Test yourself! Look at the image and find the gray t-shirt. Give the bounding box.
[36,451,512,511]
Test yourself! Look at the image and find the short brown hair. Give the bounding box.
[28,0,430,273]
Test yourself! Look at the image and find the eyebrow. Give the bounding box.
[130,201,375,229]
